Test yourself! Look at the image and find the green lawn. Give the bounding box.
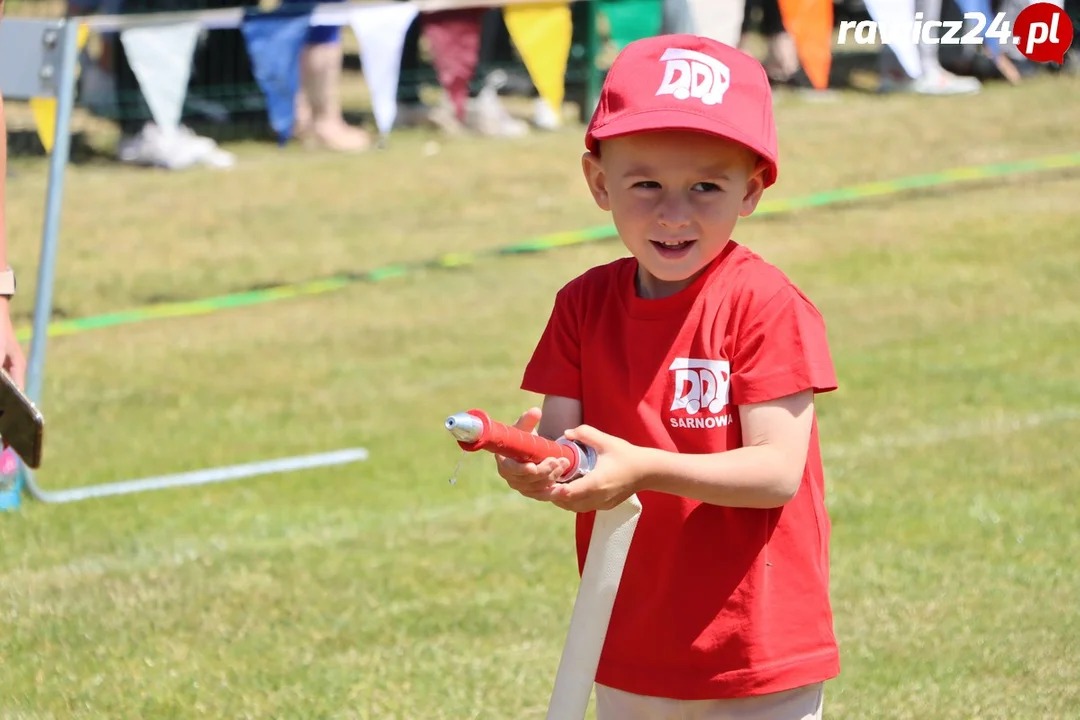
[0,71,1078,718]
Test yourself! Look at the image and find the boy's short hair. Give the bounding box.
[585,34,779,188]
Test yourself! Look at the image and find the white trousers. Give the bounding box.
[595,681,825,720]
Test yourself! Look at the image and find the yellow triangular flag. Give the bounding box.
[503,3,572,117]
[30,23,91,154]
[77,22,91,52]
[30,98,58,154]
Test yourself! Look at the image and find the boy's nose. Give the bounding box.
[657,194,692,228]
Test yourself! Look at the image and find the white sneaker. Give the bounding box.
[117,123,201,170]
[176,125,236,169]
[532,97,561,131]
[117,123,236,170]
[911,69,981,95]
[466,72,530,138]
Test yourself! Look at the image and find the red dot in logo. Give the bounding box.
[1013,2,1074,64]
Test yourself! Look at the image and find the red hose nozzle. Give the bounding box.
[444,409,595,481]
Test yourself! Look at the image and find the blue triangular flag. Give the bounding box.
[240,10,311,144]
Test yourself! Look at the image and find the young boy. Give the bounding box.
[495,34,839,719]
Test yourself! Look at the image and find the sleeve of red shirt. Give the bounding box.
[520,283,583,400]
[729,284,838,406]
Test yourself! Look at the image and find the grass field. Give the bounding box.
[0,68,1079,719]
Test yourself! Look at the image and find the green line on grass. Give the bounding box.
[16,151,1080,342]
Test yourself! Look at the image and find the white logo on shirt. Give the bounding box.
[655,48,731,106]
[669,358,732,429]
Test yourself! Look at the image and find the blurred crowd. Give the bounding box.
[62,0,1080,170]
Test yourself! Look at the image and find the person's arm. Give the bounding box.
[501,277,587,486]
[0,0,29,388]
[551,390,816,513]
[634,390,815,509]
[537,395,583,441]
[1,86,9,278]
[0,0,7,274]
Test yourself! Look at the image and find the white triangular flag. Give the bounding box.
[120,22,200,135]
[864,0,922,78]
[348,3,419,137]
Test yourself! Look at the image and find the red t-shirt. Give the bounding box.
[520,240,840,700]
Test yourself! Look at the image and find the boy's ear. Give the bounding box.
[738,159,769,218]
[581,152,611,211]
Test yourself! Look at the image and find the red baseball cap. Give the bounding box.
[585,34,779,188]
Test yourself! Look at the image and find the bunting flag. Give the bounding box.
[776,0,833,89]
[28,99,59,154]
[420,10,485,123]
[348,2,419,136]
[240,10,311,144]
[504,3,572,118]
[120,22,200,136]
[864,0,922,77]
[30,23,90,154]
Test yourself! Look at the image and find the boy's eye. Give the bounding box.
[630,181,721,191]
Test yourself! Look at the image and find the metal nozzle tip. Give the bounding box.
[445,412,483,443]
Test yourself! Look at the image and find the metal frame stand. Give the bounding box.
[0,18,80,510]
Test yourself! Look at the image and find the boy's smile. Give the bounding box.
[582,130,767,300]
[651,238,697,260]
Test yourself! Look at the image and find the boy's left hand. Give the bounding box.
[548,425,646,513]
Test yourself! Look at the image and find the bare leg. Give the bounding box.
[295,41,371,152]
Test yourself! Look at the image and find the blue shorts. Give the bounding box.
[282,0,345,45]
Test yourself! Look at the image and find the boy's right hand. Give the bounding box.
[495,407,571,502]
